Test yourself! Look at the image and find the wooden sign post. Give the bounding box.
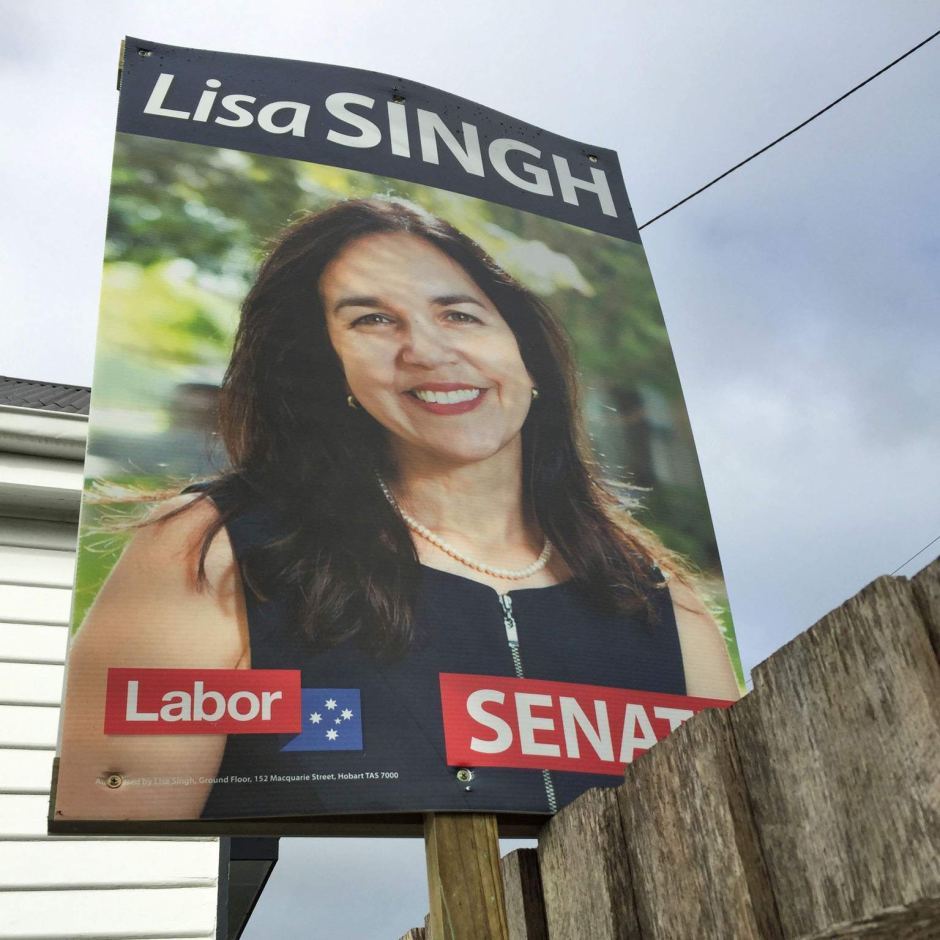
[424,813,509,940]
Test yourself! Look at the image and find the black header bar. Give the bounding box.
[118,38,639,241]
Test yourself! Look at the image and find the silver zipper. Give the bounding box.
[499,593,558,813]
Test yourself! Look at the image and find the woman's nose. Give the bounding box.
[398,321,459,369]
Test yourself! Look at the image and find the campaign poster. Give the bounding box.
[51,39,744,836]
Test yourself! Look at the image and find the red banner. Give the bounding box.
[440,673,732,776]
[104,668,302,734]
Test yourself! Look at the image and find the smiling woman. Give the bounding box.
[322,231,536,471]
[54,197,738,826]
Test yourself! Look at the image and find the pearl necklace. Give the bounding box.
[377,477,553,581]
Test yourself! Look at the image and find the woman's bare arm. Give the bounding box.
[670,579,741,701]
[54,496,250,821]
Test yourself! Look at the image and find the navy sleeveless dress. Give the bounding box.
[198,491,686,820]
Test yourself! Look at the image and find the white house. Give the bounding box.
[0,376,275,940]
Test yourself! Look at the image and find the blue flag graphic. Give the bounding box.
[281,688,363,752]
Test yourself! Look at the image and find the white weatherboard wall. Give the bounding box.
[0,406,220,940]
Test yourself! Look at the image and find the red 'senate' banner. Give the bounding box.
[439,673,732,776]
[104,668,302,734]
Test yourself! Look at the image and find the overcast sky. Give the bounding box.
[2,3,939,937]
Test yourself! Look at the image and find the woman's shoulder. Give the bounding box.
[667,577,740,701]
[130,490,236,590]
[74,490,248,671]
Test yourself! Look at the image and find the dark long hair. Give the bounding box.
[193,198,674,655]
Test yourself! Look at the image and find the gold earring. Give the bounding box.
[531,387,540,400]
[347,395,361,410]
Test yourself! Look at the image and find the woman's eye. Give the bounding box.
[351,313,393,327]
[444,310,482,324]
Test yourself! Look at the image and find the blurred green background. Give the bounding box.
[77,133,742,686]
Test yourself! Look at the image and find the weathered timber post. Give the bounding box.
[730,565,940,938]
[538,786,640,938]
[398,558,940,939]
[617,705,782,939]
[912,558,940,660]
[500,849,548,940]
[423,813,509,940]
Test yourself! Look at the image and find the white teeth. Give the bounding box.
[413,388,481,404]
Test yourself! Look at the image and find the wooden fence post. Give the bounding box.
[538,786,640,939]
[423,813,509,940]
[730,570,940,937]
[500,849,548,940]
[617,706,782,939]
[399,560,940,939]
[912,557,940,661]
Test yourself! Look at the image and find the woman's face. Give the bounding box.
[320,232,534,469]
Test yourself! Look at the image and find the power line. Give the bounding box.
[638,27,940,230]
[890,533,940,576]
[632,32,940,580]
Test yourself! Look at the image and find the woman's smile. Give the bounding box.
[406,383,487,415]
[320,232,534,467]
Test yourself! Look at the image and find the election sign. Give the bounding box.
[281,690,363,753]
[104,669,301,734]
[51,38,743,836]
[439,674,731,777]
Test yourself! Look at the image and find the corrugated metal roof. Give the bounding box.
[0,376,91,415]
